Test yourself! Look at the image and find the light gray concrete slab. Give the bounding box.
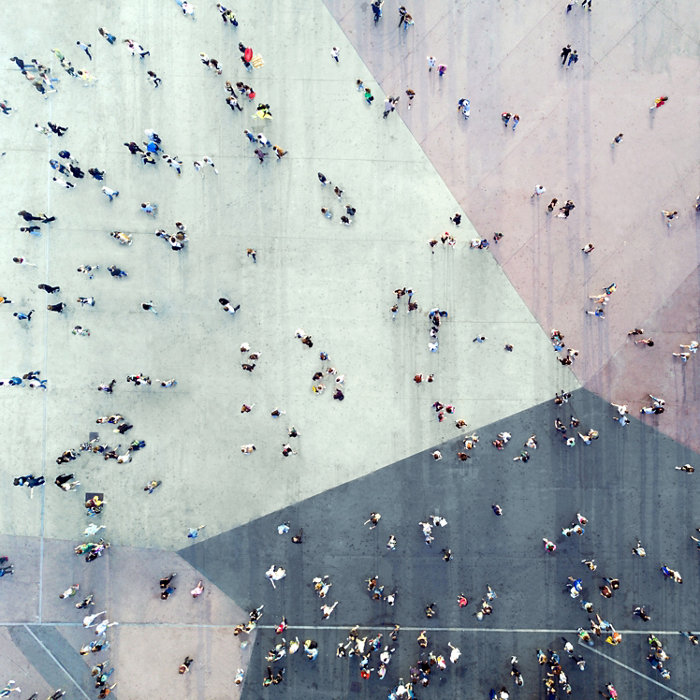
[654,0,700,45]
[1,0,577,553]
[0,536,42,624]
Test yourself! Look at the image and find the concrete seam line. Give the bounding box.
[584,643,691,700]
[23,625,92,700]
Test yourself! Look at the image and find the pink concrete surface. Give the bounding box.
[587,267,700,450]
[0,536,255,698]
[324,0,700,450]
[40,541,248,626]
[58,624,254,700]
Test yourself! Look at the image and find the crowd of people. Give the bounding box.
[2,1,698,698]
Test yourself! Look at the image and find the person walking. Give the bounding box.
[13,256,38,267]
[12,309,33,322]
[397,5,407,26]
[76,41,92,60]
[218,298,240,315]
[59,584,80,599]
[457,98,470,119]
[560,45,572,65]
[187,525,206,539]
[82,610,107,628]
[97,683,116,698]
[140,202,158,216]
[178,656,194,674]
[18,210,55,223]
[661,210,678,227]
[660,564,682,583]
[147,70,161,87]
[98,27,116,44]
[14,475,45,490]
[101,187,119,201]
[48,122,68,136]
[0,680,21,695]
[55,474,80,491]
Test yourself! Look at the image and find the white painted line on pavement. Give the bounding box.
[37,95,52,626]
[23,625,91,700]
[258,625,690,635]
[0,622,693,637]
[584,644,691,700]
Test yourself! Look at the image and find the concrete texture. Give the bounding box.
[1,0,576,553]
[323,0,700,451]
[587,267,700,446]
[0,537,253,698]
[182,389,699,699]
[9,624,94,698]
[57,623,253,700]
[0,626,54,699]
[0,1,697,698]
[240,628,697,700]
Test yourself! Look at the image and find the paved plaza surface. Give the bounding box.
[182,389,699,700]
[0,1,698,698]
[324,0,700,452]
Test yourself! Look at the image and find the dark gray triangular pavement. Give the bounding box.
[180,388,699,699]
[8,624,99,699]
